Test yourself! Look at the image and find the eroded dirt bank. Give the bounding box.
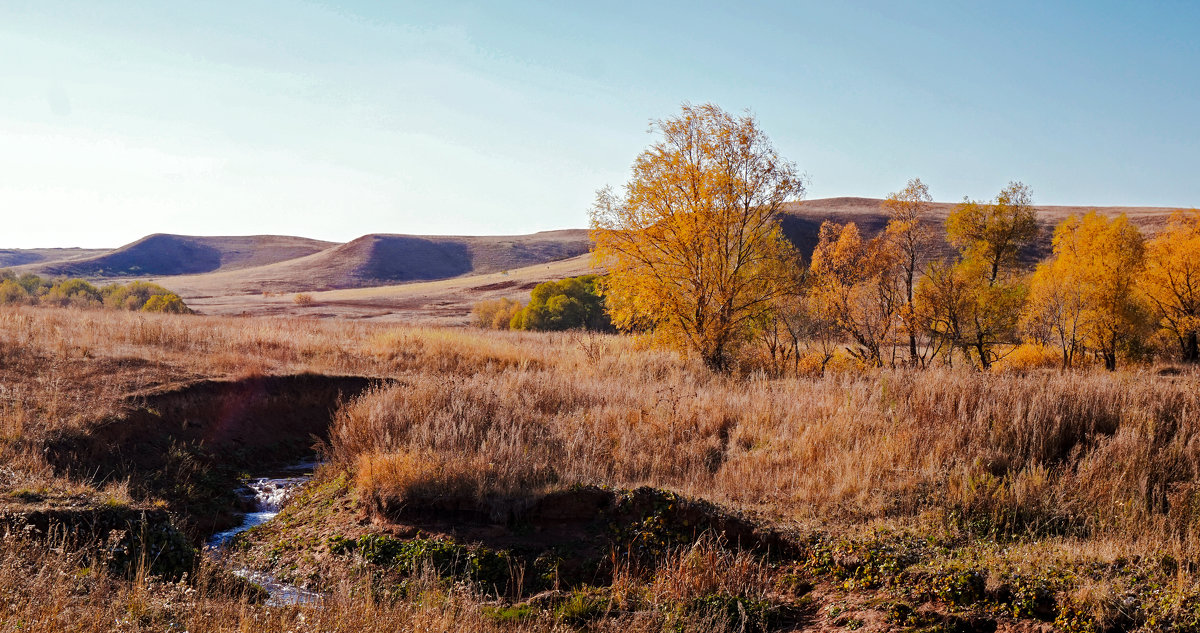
[44,374,382,535]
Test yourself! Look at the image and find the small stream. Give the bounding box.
[206,464,321,606]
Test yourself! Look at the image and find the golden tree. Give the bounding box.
[882,177,934,365]
[912,259,969,366]
[1141,209,1200,363]
[808,221,901,366]
[590,104,805,370]
[1023,261,1086,367]
[946,181,1039,284]
[1025,212,1147,370]
[923,182,1038,369]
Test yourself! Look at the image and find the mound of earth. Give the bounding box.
[0,492,194,578]
[377,484,800,565]
[234,479,799,594]
[25,234,337,277]
[163,230,592,293]
[0,247,111,268]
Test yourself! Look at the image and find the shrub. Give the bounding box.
[993,343,1063,372]
[0,279,30,305]
[16,273,50,296]
[293,293,314,306]
[511,275,611,332]
[44,278,102,308]
[472,297,522,329]
[142,293,190,314]
[102,281,177,311]
[0,271,191,313]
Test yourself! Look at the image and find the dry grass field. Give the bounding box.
[172,254,595,323]
[2,305,1200,631]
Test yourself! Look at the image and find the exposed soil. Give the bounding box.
[45,373,384,535]
[371,485,802,583]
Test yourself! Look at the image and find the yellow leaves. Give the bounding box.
[589,103,804,370]
[882,177,933,259]
[1141,209,1200,362]
[946,181,1038,284]
[1023,211,1148,369]
[808,221,901,366]
[811,221,898,284]
[991,343,1063,373]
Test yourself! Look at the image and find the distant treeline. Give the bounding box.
[0,270,191,313]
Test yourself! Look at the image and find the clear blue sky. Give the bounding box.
[2,1,1198,248]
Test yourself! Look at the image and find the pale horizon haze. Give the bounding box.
[2,1,1198,248]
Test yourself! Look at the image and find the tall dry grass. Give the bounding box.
[0,532,768,632]
[4,303,1200,552]
[5,305,1200,629]
[331,350,1200,554]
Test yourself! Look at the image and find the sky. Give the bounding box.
[2,1,1198,248]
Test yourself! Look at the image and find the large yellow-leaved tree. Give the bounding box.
[590,103,805,371]
[1141,209,1200,363]
[882,177,935,365]
[918,182,1038,369]
[1024,212,1147,370]
[808,221,901,366]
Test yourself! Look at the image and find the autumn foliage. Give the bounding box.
[0,270,191,313]
[590,103,804,370]
[589,116,1198,372]
[1142,210,1200,363]
[505,105,1200,373]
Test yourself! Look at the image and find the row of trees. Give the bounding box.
[0,271,191,313]
[795,181,1199,371]
[590,104,1199,372]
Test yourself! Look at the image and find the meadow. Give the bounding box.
[1,305,1200,631]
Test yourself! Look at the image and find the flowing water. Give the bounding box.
[207,464,321,605]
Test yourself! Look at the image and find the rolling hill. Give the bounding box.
[0,247,111,268]
[22,234,338,277]
[157,230,591,294]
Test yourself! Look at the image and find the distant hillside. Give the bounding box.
[779,197,1183,263]
[160,230,592,294]
[24,234,337,277]
[4,199,1187,317]
[0,247,110,268]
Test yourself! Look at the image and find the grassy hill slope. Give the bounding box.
[160,230,591,294]
[23,234,337,277]
[0,247,111,268]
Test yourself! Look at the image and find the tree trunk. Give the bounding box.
[974,336,991,370]
[1184,331,1199,364]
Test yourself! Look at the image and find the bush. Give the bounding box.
[0,270,190,313]
[993,343,1064,372]
[16,273,50,296]
[511,275,611,332]
[293,293,314,306]
[44,278,102,308]
[0,279,30,305]
[103,281,179,311]
[142,293,190,314]
[472,297,522,329]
